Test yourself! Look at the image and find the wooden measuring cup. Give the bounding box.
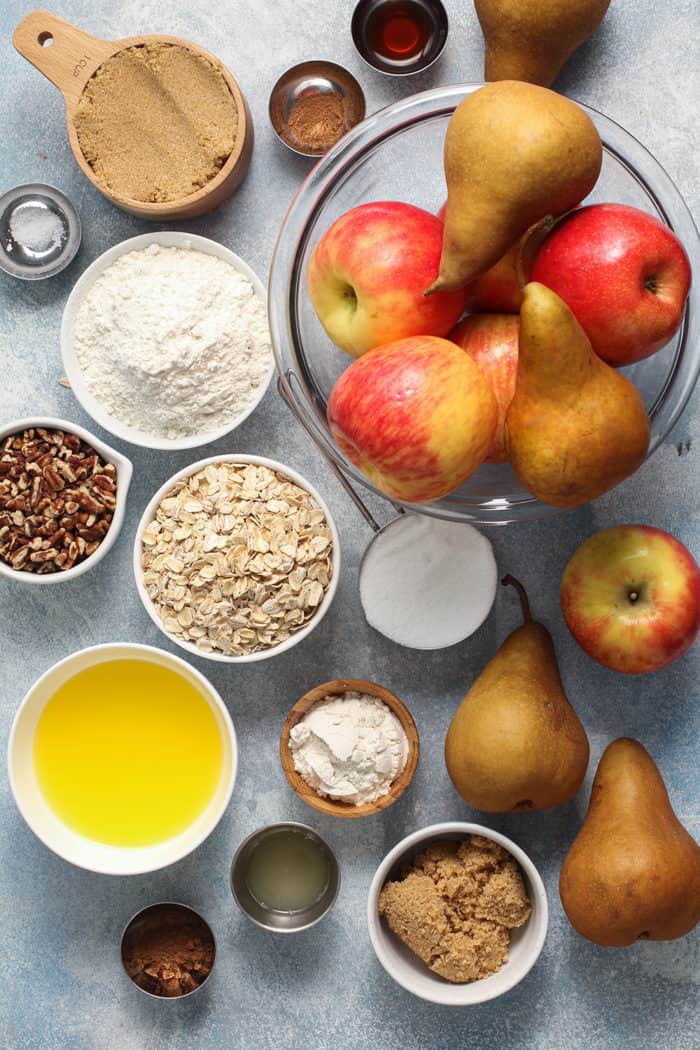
[13,10,254,220]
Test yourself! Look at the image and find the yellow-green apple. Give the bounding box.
[561,525,700,674]
[308,202,468,357]
[327,335,497,502]
[531,204,692,365]
[448,314,519,462]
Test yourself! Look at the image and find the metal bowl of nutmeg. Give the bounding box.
[0,417,132,585]
[13,11,254,221]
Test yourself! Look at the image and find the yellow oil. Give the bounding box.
[33,659,224,847]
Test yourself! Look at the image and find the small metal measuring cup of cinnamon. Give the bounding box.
[268,61,366,158]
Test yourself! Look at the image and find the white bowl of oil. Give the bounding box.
[8,643,237,875]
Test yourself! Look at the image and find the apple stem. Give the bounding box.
[501,574,532,624]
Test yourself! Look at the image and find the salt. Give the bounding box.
[9,203,65,254]
[359,514,498,650]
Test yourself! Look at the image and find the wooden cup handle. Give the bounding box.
[13,10,113,108]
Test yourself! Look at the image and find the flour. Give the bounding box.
[72,243,272,440]
[289,692,409,805]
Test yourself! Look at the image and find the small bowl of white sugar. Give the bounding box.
[280,677,420,818]
[60,232,275,450]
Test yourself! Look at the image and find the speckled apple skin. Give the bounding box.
[307,201,469,357]
[560,525,700,673]
[327,336,497,502]
[449,314,520,462]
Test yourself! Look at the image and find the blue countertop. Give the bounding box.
[1,2,698,1048]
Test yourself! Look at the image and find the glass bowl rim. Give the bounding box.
[268,82,700,525]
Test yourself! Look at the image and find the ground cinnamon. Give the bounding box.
[122,904,215,998]
[288,92,347,152]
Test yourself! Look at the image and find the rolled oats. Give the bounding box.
[141,462,334,656]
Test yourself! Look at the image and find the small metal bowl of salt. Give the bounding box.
[0,183,81,280]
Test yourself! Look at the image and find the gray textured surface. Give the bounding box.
[1,1,699,1048]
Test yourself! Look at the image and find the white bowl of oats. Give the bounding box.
[133,455,340,662]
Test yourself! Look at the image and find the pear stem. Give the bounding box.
[501,575,532,624]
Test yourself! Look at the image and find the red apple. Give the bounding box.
[449,314,519,462]
[561,525,700,674]
[531,204,692,365]
[327,335,497,503]
[308,202,468,357]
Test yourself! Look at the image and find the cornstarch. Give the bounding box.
[72,243,271,440]
[289,692,409,805]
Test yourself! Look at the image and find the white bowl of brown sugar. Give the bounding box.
[367,822,548,1005]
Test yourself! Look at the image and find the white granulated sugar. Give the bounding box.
[72,243,272,440]
[289,692,409,805]
[359,514,498,650]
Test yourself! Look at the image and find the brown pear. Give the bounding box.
[429,82,602,292]
[444,576,589,812]
[474,0,611,88]
[560,739,700,946]
[506,283,650,507]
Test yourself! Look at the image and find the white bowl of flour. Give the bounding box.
[61,232,275,450]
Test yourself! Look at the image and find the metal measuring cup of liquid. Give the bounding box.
[230,822,340,933]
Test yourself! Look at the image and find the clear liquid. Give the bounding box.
[245,829,331,912]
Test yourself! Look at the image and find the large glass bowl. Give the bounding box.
[269,84,700,524]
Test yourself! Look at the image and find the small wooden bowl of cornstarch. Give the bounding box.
[280,678,420,818]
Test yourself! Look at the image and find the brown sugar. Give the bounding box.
[74,42,238,203]
[378,836,531,983]
[288,92,347,152]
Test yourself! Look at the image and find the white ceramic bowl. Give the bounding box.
[367,822,548,1005]
[0,416,132,586]
[60,232,275,451]
[133,454,341,663]
[8,643,238,875]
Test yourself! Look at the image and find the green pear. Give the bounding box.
[444,576,589,812]
[560,739,700,946]
[428,81,601,292]
[474,0,611,88]
[506,283,650,508]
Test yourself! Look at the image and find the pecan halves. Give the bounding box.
[0,427,118,574]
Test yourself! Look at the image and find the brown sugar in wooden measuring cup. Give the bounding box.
[74,41,239,203]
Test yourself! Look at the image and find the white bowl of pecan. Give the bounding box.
[0,418,132,584]
[133,455,340,662]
